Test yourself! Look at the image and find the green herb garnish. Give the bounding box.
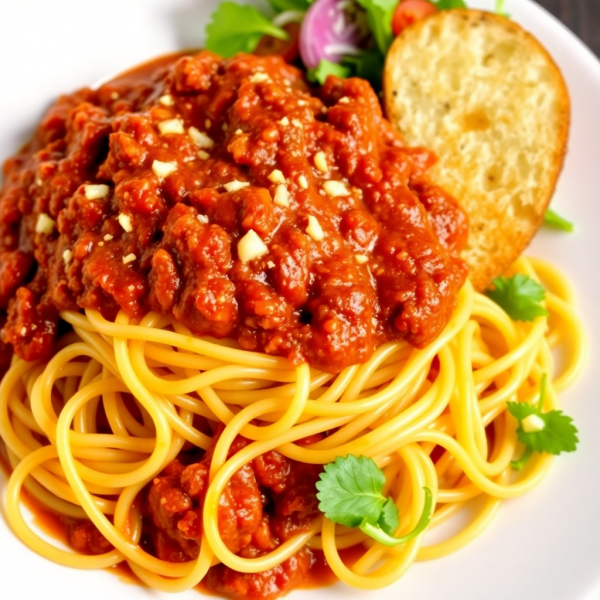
[485,274,548,322]
[435,0,468,9]
[205,2,288,57]
[508,374,579,469]
[316,455,433,546]
[543,207,575,232]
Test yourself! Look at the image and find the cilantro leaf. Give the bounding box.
[485,274,548,322]
[308,60,351,85]
[355,0,397,55]
[316,455,387,527]
[205,2,288,58]
[359,488,433,546]
[544,207,574,232]
[316,455,433,547]
[266,0,310,12]
[434,0,467,9]
[508,402,579,455]
[378,497,400,535]
[495,0,510,18]
[507,374,579,457]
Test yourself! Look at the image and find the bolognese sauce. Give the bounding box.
[0,51,467,374]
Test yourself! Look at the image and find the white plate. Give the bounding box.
[0,1,599,599]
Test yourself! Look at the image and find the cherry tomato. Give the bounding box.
[391,0,438,36]
[255,22,301,64]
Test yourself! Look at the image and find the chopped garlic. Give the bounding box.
[198,150,210,160]
[63,249,73,264]
[152,160,178,179]
[314,151,328,173]
[104,234,114,241]
[197,214,209,224]
[110,91,119,101]
[338,96,350,104]
[323,180,349,197]
[20,327,27,336]
[158,94,174,106]
[297,175,308,189]
[355,254,369,264]
[268,169,286,184]
[238,230,269,263]
[249,72,270,84]
[224,180,250,193]
[278,116,290,126]
[235,128,243,135]
[306,215,324,241]
[158,119,184,135]
[35,213,55,234]
[122,253,137,265]
[188,127,214,149]
[84,184,109,200]
[118,213,133,233]
[522,414,546,433]
[267,261,275,269]
[291,119,302,128]
[273,184,290,208]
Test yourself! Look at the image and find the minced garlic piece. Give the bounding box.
[267,261,275,269]
[268,169,286,184]
[522,414,546,433]
[158,119,184,135]
[314,151,328,173]
[159,94,174,106]
[84,184,109,199]
[249,72,270,84]
[323,180,349,197]
[297,175,308,190]
[198,150,210,160]
[122,253,137,265]
[223,180,250,193]
[152,160,178,179]
[238,230,269,263]
[338,96,350,104]
[273,185,290,208]
[306,215,324,241]
[118,213,133,233]
[355,254,369,264]
[62,249,73,264]
[197,214,209,224]
[35,213,55,234]
[188,127,214,149]
[104,234,114,241]
[278,116,290,126]
[291,119,302,128]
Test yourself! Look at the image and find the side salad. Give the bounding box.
[205,0,509,88]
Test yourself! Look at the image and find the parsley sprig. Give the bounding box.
[485,274,549,322]
[508,374,579,470]
[316,455,433,546]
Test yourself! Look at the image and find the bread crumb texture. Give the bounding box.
[384,10,570,290]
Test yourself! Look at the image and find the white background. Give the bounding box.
[0,1,599,599]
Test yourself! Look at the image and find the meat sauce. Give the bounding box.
[0,51,467,373]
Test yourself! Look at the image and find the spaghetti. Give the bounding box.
[0,255,587,594]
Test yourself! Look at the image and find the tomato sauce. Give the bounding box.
[0,51,467,373]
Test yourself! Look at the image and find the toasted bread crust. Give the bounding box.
[384,10,570,291]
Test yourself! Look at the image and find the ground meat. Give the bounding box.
[146,430,322,599]
[0,51,467,372]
